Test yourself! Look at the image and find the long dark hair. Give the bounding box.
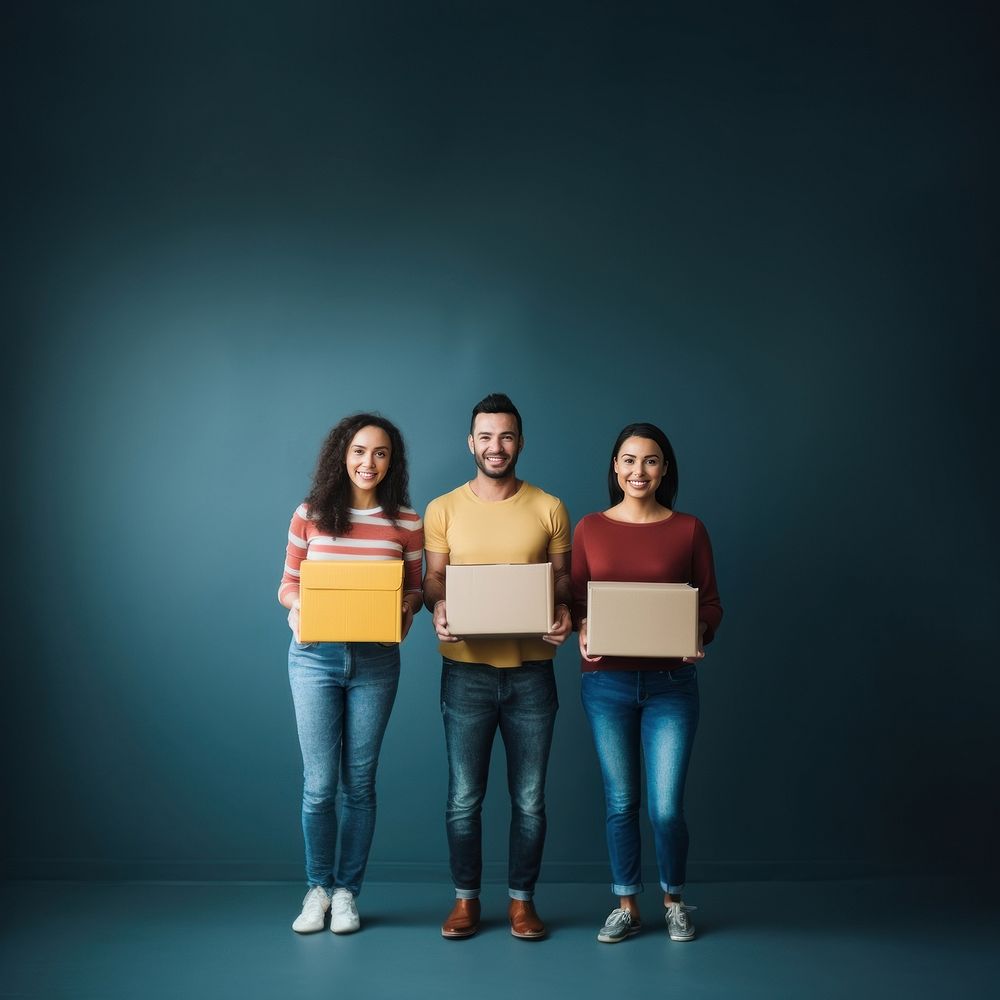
[304,413,411,537]
[607,422,679,509]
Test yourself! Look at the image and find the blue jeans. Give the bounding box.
[288,640,400,896]
[581,665,699,896]
[440,658,558,900]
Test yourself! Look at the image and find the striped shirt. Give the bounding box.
[278,502,424,606]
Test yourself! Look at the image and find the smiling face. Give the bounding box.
[345,425,392,507]
[468,411,523,480]
[614,436,666,502]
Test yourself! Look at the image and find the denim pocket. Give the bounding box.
[668,663,697,683]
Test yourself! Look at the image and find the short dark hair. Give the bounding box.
[607,422,679,508]
[470,393,522,437]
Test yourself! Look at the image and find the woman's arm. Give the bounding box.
[278,508,310,643]
[691,518,723,645]
[570,518,603,662]
[400,520,424,639]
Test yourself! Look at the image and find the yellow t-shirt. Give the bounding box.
[423,481,572,667]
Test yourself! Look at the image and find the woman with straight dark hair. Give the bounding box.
[571,422,722,945]
[278,413,423,934]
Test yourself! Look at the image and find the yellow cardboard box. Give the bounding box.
[446,563,554,638]
[586,581,699,658]
[299,560,404,643]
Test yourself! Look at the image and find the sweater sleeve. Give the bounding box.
[570,517,591,629]
[402,518,425,595]
[278,504,310,606]
[691,518,723,645]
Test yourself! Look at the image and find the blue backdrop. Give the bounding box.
[3,0,997,883]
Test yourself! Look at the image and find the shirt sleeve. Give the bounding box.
[547,499,572,555]
[570,517,591,628]
[278,504,310,606]
[422,497,450,554]
[402,518,425,594]
[691,518,723,645]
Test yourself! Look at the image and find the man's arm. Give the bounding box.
[542,550,573,646]
[423,549,460,642]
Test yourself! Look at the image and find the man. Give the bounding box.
[423,392,573,940]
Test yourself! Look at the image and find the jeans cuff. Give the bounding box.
[455,887,481,900]
[508,888,533,901]
[612,882,643,897]
[662,882,685,895]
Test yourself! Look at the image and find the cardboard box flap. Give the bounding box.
[300,560,403,592]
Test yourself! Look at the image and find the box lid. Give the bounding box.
[300,560,403,591]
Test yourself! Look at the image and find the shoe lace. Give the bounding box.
[606,908,631,927]
[301,887,327,913]
[668,902,697,927]
[332,891,356,915]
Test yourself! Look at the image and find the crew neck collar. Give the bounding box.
[464,480,526,504]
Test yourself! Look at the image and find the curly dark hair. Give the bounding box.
[607,422,679,509]
[304,413,411,537]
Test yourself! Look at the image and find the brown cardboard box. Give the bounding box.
[446,563,554,638]
[299,560,403,643]
[586,582,699,658]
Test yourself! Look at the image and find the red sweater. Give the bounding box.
[570,511,723,673]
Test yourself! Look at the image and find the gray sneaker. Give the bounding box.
[597,907,640,943]
[665,901,696,941]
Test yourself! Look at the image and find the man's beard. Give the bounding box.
[475,452,518,480]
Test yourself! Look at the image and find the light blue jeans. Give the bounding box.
[581,665,699,896]
[288,640,400,896]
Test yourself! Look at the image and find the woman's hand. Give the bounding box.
[682,623,707,664]
[579,619,603,663]
[401,601,415,640]
[287,598,301,643]
[433,600,460,642]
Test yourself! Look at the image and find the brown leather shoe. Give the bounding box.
[441,898,480,939]
[509,899,546,939]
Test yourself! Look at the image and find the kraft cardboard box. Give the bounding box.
[299,560,404,643]
[586,581,699,658]
[446,563,554,638]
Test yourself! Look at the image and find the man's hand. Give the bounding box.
[433,600,461,643]
[542,603,572,646]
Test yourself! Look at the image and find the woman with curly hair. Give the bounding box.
[278,414,423,935]
[571,422,722,945]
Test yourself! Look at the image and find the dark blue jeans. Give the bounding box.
[581,665,699,896]
[288,640,400,896]
[440,658,558,900]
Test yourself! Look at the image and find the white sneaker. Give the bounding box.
[330,888,361,934]
[292,886,330,933]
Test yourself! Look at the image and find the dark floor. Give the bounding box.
[1,878,997,999]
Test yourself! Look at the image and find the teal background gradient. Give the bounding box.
[2,1,997,882]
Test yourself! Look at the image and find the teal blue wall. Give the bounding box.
[3,1,997,881]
